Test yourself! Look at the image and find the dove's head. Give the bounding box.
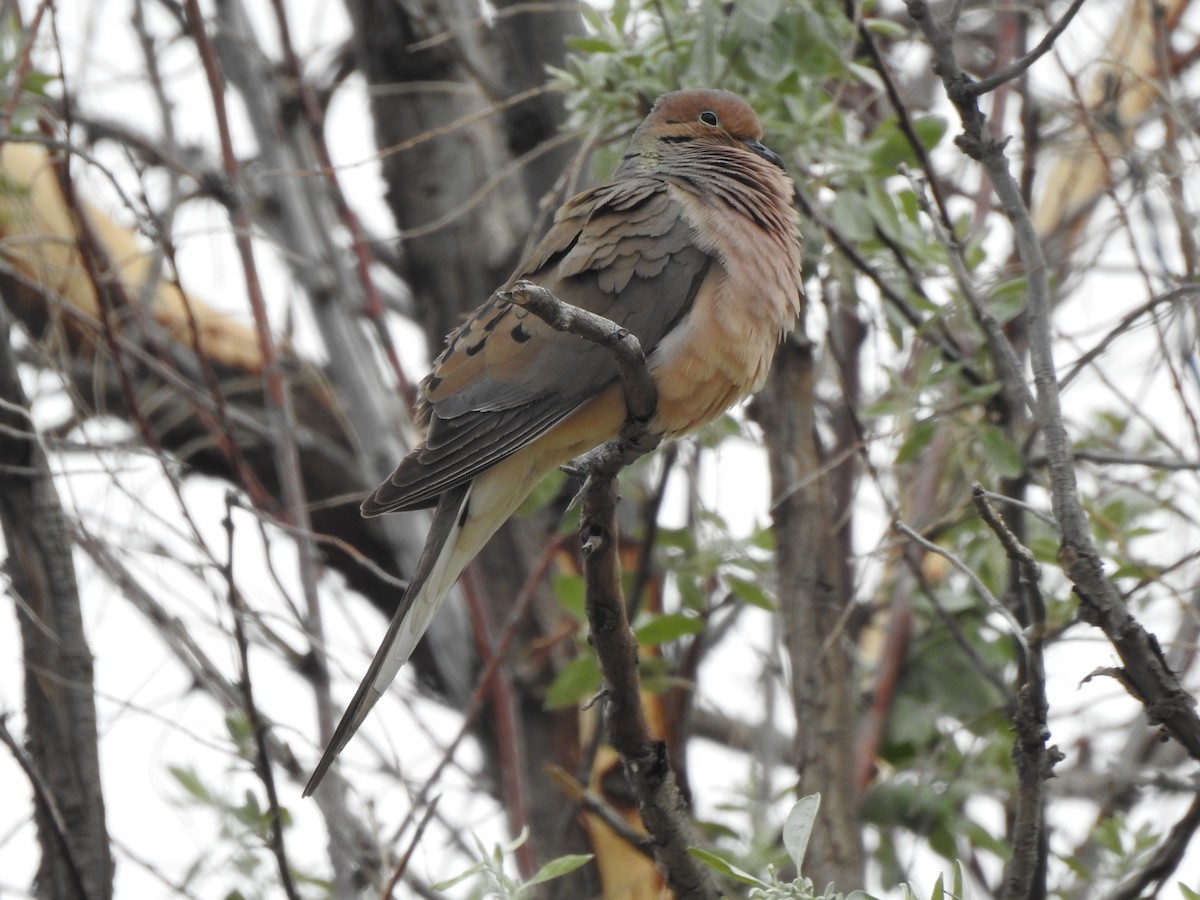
[618,89,786,174]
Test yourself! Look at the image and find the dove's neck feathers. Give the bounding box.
[613,91,799,273]
[608,92,806,429]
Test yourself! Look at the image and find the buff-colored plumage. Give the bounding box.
[304,89,803,796]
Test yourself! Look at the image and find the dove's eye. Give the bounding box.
[698,110,719,127]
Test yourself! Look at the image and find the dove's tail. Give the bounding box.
[303,480,471,796]
[303,460,537,796]
[304,389,627,796]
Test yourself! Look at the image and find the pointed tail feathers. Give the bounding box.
[304,443,562,795]
[304,482,472,796]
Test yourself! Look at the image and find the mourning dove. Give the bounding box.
[305,89,803,795]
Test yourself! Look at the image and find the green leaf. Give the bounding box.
[896,419,938,465]
[553,574,586,621]
[929,821,958,860]
[544,654,602,710]
[727,575,776,611]
[687,848,768,887]
[782,793,821,872]
[169,766,212,804]
[1178,883,1200,900]
[579,2,605,33]
[225,711,253,754]
[431,862,485,891]
[958,381,1004,406]
[634,612,705,646]
[734,0,782,26]
[931,872,945,900]
[988,277,1028,322]
[863,17,908,37]
[22,70,57,97]
[867,179,903,243]
[524,854,594,887]
[913,115,949,151]
[566,36,618,53]
[828,190,876,242]
[611,0,630,31]
[868,115,948,174]
[978,424,1024,479]
[849,61,884,92]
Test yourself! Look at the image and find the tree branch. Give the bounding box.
[969,0,1089,95]
[0,714,91,900]
[0,298,113,900]
[1109,790,1200,900]
[973,485,1063,900]
[905,0,1200,761]
[501,279,660,444]
[502,280,722,900]
[222,495,301,900]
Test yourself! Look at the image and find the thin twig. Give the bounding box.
[900,540,1014,698]
[791,184,985,389]
[970,0,1089,95]
[1059,287,1199,390]
[459,562,535,877]
[894,518,1029,654]
[1109,791,1200,900]
[382,796,442,900]
[0,0,51,134]
[222,495,301,900]
[74,524,383,881]
[901,165,1036,417]
[851,3,954,232]
[544,764,657,859]
[266,0,415,409]
[388,536,565,850]
[1030,448,1200,472]
[973,487,1060,529]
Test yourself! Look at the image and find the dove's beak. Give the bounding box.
[746,139,785,171]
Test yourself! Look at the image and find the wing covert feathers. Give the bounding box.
[361,180,713,517]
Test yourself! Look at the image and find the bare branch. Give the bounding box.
[222,495,301,900]
[0,714,92,900]
[507,279,722,899]
[973,485,1063,900]
[545,765,657,860]
[895,518,1029,651]
[382,796,442,900]
[970,0,1089,95]
[0,299,113,900]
